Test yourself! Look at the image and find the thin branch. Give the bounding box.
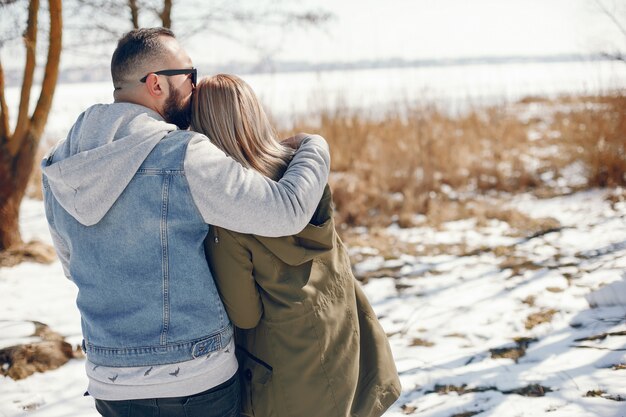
[160,0,172,28]
[92,22,125,37]
[182,24,249,45]
[128,0,139,29]
[176,8,334,33]
[9,0,38,157]
[140,2,160,18]
[601,51,626,62]
[178,9,332,41]
[74,0,123,16]
[595,0,626,38]
[30,0,62,139]
[0,57,10,142]
[0,3,26,47]
[66,0,334,61]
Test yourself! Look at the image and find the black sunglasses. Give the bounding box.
[140,68,197,85]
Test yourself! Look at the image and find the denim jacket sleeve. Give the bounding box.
[205,227,262,329]
[184,133,330,237]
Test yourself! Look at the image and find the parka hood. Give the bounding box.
[42,103,177,226]
[255,185,335,266]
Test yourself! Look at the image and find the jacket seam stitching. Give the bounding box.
[85,325,232,352]
[160,174,171,345]
[309,314,340,413]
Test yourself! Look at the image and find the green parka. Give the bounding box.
[206,185,401,417]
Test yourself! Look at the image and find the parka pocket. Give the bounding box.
[236,346,273,417]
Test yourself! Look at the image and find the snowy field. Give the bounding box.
[2,61,626,416]
[5,59,626,140]
[1,188,625,416]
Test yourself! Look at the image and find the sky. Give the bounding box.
[181,0,625,65]
[1,0,624,71]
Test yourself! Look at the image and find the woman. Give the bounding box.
[191,74,401,417]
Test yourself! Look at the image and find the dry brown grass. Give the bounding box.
[489,337,537,362]
[28,93,624,231]
[551,95,626,188]
[409,338,434,347]
[525,308,558,330]
[285,103,540,226]
[521,295,536,307]
[585,389,606,398]
[0,321,83,380]
[281,93,625,227]
[585,389,624,401]
[0,240,57,267]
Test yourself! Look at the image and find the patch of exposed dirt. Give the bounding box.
[429,384,495,395]
[490,337,538,362]
[501,258,544,276]
[585,390,625,401]
[0,321,83,380]
[507,384,553,397]
[428,383,553,397]
[606,188,626,210]
[342,227,423,263]
[451,412,483,417]
[525,309,558,330]
[357,265,406,281]
[422,199,560,237]
[444,333,468,339]
[574,331,626,342]
[342,196,562,266]
[410,338,435,347]
[0,240,57,267]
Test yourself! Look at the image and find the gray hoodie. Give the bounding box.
[43,102,330,237]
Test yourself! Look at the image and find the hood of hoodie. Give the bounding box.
[255,185,335,266]
[42,103,178,226]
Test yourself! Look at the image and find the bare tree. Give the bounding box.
[594,0,626,62]
[0,0,62,260]
[0,0,328,261]
[64,0,332,60]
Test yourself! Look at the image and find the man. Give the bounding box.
[41,28,330,417]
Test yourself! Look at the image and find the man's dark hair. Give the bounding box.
[111,27,175,87]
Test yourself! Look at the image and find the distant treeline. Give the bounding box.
[5,54,613,87]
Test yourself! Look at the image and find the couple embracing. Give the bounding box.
[42,28,400,417]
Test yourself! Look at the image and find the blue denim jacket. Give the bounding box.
[43,133,231,367]
[41,103,330,368]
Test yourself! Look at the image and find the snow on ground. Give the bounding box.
[366,189,626,417]
[1,189,625,416]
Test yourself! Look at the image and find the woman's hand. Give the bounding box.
[281,133,311,149]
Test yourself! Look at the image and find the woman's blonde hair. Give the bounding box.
[191,74,293,181]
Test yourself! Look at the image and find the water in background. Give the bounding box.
[6,59,626,140]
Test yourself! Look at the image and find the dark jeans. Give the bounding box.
[94,373,240,417]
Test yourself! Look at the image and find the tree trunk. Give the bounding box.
[0,132,35,250]
[0,194,23,251]
[0,0,62,255]
[128,0,139,29]
[160,0,172,28]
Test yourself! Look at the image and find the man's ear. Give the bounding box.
[144,73,165,98]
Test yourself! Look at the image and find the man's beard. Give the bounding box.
[163,84,192,129]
